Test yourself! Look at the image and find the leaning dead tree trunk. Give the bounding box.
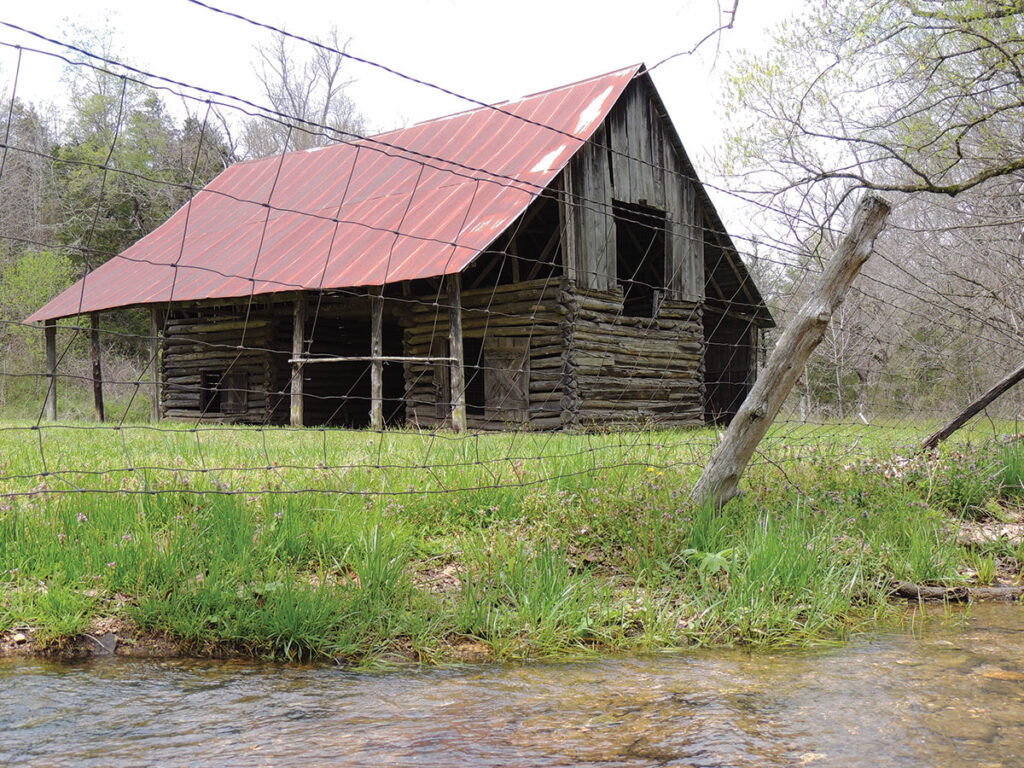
[922,359,1024,451]
[692,194,891,508]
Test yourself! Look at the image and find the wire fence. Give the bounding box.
[2,8,1023,507]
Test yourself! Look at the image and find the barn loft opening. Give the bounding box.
[461,193,563,289]
[614,201,666,316]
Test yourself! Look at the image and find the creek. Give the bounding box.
[2,603,1023,767]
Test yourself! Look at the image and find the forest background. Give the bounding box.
[2,0,1023,426]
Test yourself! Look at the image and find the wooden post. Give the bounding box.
[44,319,57,421]
[447,273,467,433]
[90,313,104,422]
[370,286,384,430]
[290,294,306,427]
[923,360,1024,450]
[149,307,161,422]
[692,194,891,509]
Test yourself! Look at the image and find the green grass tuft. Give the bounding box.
[0,420,1017,663]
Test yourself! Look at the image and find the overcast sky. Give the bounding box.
[0,0,804,232]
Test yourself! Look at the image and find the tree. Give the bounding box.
[243,26,366,158]
[0,99,56,260]
[720,0,1024,419]
[43,24,233,269]
[0,248,76,410]
[53,87,233,268]
[723,0,1024,201]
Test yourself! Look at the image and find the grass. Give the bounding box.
[0,418,1022,665]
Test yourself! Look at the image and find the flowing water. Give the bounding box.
[2,604,1024,767]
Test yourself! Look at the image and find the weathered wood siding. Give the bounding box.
[562,126,615,291]
[561,283,705,428]
[161,306,276,423]
[562,78,704,302]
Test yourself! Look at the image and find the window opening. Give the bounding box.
[201,371,221,413]
[201,370,247,414]
[614,201,666,317]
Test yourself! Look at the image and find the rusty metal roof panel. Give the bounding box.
[23,65,645,322]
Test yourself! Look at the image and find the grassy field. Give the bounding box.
[1,419,1021,664]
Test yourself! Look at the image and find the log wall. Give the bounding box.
[562,283,705,428]
[161,307,277,423]
[403,278,568,430]
[403,277,705,430]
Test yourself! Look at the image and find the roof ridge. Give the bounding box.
[227,64,645,169]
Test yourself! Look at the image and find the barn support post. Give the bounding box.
[692,194,891,509]
[44,319,57,421]
[369,286,384,431]
[290,294,306,427]
[149,307,161,422]
[447,273,467,432]
[90,313,104,422]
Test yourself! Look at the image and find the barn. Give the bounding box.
[28,64,773,430]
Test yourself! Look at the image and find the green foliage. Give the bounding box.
[971,552,997,587]
[0,249,78,412]
[0,249,76,330]
[455,535,605,656]
[998,443,1024,499]
[0,27,235,420]
[928,451,1001,517]
[53,87,231,265]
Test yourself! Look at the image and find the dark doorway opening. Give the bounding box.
[464,337,486,416]
[703,308,756,425]
[615,201,666,317]
[298,312,406,428]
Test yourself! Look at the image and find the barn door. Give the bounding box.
[484,341,529,424]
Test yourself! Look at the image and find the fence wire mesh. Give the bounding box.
[1,8,1022,513]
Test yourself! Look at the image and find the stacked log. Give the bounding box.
[161,308,276,423]
[403,277,704,431]
[561,284,705,429]
[403,278,568,430]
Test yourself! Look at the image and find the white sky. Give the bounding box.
[0,0,805,234]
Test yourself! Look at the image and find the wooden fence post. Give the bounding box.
[370,286,384,431]
[44,319,57,421]
[447,274,467,432]
[90,313,104,422]
[692,194,891,509]
[290,294,306,427]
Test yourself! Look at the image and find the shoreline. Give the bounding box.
[4,577,1022,665]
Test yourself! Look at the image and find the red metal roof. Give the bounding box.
[28,65,642,322]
